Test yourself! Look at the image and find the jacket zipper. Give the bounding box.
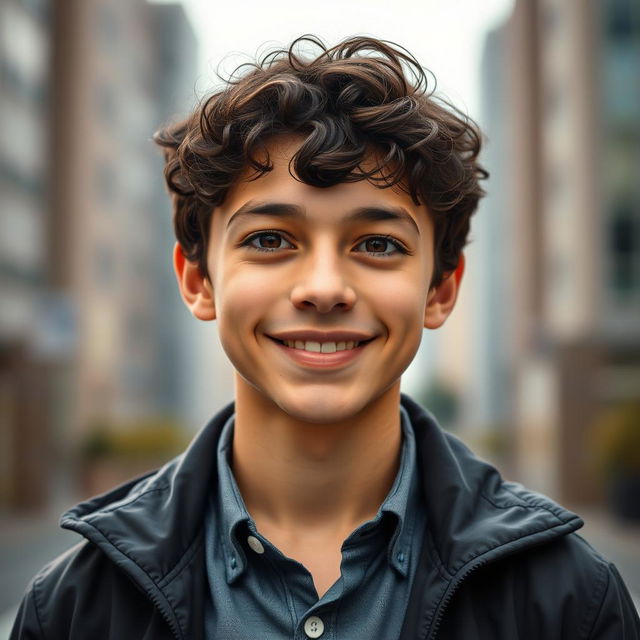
[425,518,585,639]
[427,558,489,640]
[145,588,183,640]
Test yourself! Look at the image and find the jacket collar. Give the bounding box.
[399,394,583,639]
[61,397,583,639]
[400,394,583,573]
[61,402,234,639]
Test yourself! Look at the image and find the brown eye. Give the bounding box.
[365,238,388,253]
[355,236,403,257]
[259,234,282,248]
[245,232,294,252]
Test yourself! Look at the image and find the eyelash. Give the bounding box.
[241,230,295,253]
[241,231,410,257]
[354,235,409,257]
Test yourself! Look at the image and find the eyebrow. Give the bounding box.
[346,206,420,236]
[226,200,420,236]
[226,201,301,228]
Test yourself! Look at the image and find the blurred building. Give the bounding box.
[477,0,640,503]
[0,0,52,509]
[465,22,512,438]
[51,0,198,433]
[149,3,235,430]
[0,0,207,511]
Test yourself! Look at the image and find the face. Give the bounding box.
[180,138,460,424]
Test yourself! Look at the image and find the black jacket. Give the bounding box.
[11,396,640,639]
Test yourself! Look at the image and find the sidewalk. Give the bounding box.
[0,497,82,639]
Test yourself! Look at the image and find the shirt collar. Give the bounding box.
[378,404,422,577]
[214,415,253,584]
[213,407,423,583]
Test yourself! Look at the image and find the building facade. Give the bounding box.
[478,0,640,503]
[1,0,203,511]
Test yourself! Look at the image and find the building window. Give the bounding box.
[608,202,639,296]
[606,0,640,41]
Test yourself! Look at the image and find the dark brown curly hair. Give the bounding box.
[154,35,487,287]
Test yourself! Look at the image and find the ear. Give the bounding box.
[423,253,465,329]
[173,242,216,321]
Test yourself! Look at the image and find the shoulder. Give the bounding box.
[483,531,612,605]
[443,532,640,639]
[11,540,164,640]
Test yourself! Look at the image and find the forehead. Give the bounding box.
[217,137,430,229]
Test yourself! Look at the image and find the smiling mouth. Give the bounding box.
[270,338,373,353]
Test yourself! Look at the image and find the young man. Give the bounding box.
[11,36,640,639]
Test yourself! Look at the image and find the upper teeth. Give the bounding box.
[283,340,360,353]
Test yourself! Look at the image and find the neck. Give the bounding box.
[231,377,403,536]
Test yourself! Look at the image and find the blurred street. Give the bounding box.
[1,499,638,638]
[0,493,82,639]
[578,508,640,609]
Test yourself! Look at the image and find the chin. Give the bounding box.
[274,388,371,426]
[276,378,403,426]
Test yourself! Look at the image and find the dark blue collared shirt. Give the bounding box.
[204,407,425,640]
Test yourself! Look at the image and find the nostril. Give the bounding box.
[290,281,357,313]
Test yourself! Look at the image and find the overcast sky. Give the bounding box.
[161,0,514,122]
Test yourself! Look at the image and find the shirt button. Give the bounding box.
[304,615,325,638]
[247,535,265,554]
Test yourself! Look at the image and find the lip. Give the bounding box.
[270,336,373,369]
[268,329,376,343]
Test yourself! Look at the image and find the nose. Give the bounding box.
[290,250,357,313]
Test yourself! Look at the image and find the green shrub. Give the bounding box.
[80,417,189,462]
[591,402,640,478]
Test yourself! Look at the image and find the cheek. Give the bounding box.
[214,268,279,336]
[370,269,430,328]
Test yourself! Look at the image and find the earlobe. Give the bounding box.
[173,243,216,321]
[423,253,465,329]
